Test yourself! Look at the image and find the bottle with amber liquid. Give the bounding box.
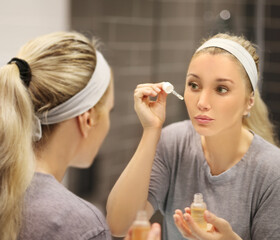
[131,210,151,240]
[190,193,207,230]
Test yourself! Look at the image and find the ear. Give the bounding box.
[243,92,255,116]
[77,108,97,138]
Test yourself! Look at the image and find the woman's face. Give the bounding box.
[184,53,250,137]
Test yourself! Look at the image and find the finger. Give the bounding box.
[204,210,231,233]
[173,211,192,237]
[147,223,161,240]
[174,209,184,219]
[156,90,167,105]
[134,87,159,97]
[124,227,132,240]
[136,83,162,92]
[184,213,210,240]
[124,234,129,240]
[184,207,191,214]
[134,87,159,102]
[206,223,214,232]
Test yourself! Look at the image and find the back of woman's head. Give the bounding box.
[18,32,97,114]
[17,32,110,146]
[0,63,34,239]
[0,31,109,240]
[194,33,278,146]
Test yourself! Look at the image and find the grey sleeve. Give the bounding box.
[251,177,280,240]
[148,131,171,213]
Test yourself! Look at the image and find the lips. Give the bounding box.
[194,115,214,124]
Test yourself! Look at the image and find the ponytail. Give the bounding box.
[0,64,34,240]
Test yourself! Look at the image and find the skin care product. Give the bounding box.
[191,193,207,230]
[131,210,151,240]
[162,82,184,100]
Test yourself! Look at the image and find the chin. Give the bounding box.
[192,121,215,137]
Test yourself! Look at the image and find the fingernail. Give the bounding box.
[205,210,210,220]
[184,214,190,222]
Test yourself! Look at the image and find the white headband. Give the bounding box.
[34,50,111,141]
[196,38,258,92]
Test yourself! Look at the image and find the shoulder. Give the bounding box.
[156,120,200,164]
[249,135,280,184]
[20,173,110,240]
[250,135,280,164]
[159,120,198,152]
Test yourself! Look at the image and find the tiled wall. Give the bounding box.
[262,1,280,137]
[70,0,199,212]
[69,0,280,235]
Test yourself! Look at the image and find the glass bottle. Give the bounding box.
[190,193,207,230]
[131,210,151,240]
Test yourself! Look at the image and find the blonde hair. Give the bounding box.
[0,65,34,239]
[16,31,111,148]
[0,31,111,239]
[194,33,278,146]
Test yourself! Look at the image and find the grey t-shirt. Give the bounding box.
[19,172,111,240]
[148,120,280,240]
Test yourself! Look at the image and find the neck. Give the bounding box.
[35,120,80,182]
[201,124,253,175]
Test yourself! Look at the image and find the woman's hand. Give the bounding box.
[134,83,167,129]
[173,208,242,240]
[124,223,161,240]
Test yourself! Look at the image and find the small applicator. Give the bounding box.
[162,82,184,100]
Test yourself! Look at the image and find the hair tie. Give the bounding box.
[196,38,258,92]
[8,57,32,87]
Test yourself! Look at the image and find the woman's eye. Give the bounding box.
[188,82,199,90]
[217,86,228,94]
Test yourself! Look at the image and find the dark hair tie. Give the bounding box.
[7,57,32,87]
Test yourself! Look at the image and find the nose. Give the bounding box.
[197,90,211,111]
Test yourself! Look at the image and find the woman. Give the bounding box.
[106,33,280,240]
[1,31,161,240]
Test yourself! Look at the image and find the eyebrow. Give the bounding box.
[187,73,234,84]
[186,73,199,79]
[216,78,234,84]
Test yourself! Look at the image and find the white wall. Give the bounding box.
[0,0,70,65]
